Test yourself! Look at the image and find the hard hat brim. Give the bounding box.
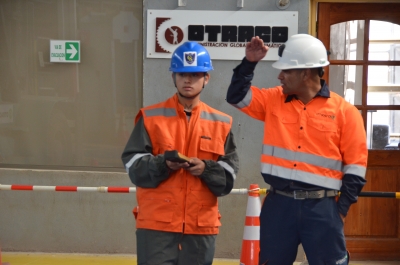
[272,61,330,70]
[169,66,213,73]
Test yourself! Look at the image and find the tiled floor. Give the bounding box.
[1,252,399,265]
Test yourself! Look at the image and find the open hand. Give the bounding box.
[246,36,269,62]
[340,213,346,224]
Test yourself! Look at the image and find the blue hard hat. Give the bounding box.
[169,41,213,73]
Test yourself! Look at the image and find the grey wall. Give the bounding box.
[0,0,309,260]
[0,169,136,253]
[143,0,309,258]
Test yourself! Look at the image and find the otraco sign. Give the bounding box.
[147,10,298,61]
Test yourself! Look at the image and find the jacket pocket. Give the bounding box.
[137,197,176,223]
[267,111,298,145]
[272,110,298,124]
[199,137,225,160]
[307,117,340,153]
[308,117,337,132]
[197,204,221,227]
[190,190,220,227]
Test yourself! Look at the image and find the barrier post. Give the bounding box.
[239,184,261,265]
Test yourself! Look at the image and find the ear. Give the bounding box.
[172,73,177,87]
[301,69,309,80]
[304,68,317,80]
[203,73,210,86]
[318,68,324,77]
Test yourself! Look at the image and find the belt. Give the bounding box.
[269,187,338,200]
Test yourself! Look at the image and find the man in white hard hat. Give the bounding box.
[226,34,367,264]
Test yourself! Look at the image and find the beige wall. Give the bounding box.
[0,0,142,168]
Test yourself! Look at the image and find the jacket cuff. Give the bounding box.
[337,194,352,217]
[154,154,171,176]
[199,159,215,179]
[240,57,258,75]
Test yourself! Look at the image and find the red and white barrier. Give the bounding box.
[0,184,136,193]
[0,185,255,195]
[1,185,397,199]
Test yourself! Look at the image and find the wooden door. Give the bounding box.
[317,2,400,260]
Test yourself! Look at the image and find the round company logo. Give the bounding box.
[155,17,184,53]
[164,26,184,45]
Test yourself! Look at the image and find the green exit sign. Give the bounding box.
[50,40,80,63]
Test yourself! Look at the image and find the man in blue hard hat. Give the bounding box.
[122,41,239,265]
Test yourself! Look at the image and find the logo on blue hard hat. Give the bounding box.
[184,51,197,66]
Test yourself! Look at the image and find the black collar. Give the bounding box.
[285,79,330,103]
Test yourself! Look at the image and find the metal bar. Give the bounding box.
[359,191,399,198]
[230,188,248,195]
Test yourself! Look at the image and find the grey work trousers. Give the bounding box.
[136,228,216,265]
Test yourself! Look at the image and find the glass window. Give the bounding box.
[367,91,400,106]
[369,20,400,61]
[367,110,400,150]
[0,0,142,169]
[366,21,400,149]
[368,65,400,86]
[369,20,400,41]
[329,65,363,105]
[330,20,365,61]
[367,64,400,106]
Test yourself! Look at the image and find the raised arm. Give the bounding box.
[226,37,269,104]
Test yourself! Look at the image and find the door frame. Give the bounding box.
[314,1,400,260]
[309,0,400,37]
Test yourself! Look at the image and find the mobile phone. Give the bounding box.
[164,150,191,164]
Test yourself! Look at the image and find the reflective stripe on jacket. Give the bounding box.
[232,86,367,190]
[134,94,232,234]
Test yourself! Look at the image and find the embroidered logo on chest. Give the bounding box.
[316,112,336,120]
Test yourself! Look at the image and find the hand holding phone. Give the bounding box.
[164,150,191,163]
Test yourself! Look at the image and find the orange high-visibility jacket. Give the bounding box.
[134,94,233,235]
[233,86,367,190]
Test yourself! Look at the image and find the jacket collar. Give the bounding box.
[285,79,330,103]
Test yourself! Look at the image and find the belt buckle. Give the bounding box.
[293,190,306,200]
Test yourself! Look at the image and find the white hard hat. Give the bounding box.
[272,34,330,70]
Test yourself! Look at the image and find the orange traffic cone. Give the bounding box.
[239,184,261,265]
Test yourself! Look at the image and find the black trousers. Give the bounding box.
[259,193,348,265]
[136,228,216,265]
